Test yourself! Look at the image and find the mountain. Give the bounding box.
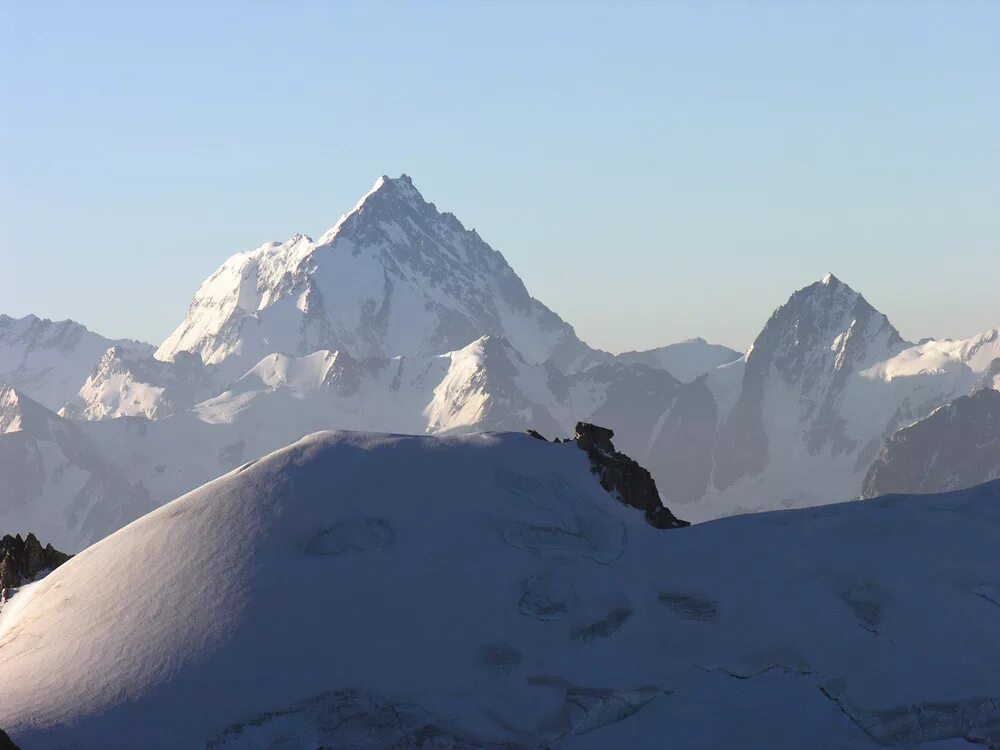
[192,336,718,504]
[861,387,1000,498]
[0,314,153,412]
[677,274,996,521]
[156,175,606,377]
[3,430,999,749]
[0,335,715,551]
[616,338,741,382]
[0,385,57,436]
[60,347,220,420]
[0,387,160,548]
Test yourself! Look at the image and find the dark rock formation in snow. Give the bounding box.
[0,728,21,750]
[573,422,689,529]
[0,533,71,595]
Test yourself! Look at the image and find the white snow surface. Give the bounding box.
[60,348,220,421]
[1,430,999,749]
[0,314,153,412]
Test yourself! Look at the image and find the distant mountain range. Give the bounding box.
[2,175,998,550]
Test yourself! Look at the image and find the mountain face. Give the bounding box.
[677,274,997,521]
[713,274,908,491]
[60,348,219,420]
[616,338,741,382]
[0,387,161,549]
[156,175,605,377]
[0,314,152,412]
[862,387,1000,498]
[3,430,999,749]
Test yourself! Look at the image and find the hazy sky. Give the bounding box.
[2,1,997,353]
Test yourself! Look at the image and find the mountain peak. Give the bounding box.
[360,172,422,208]
[820,272,840,286]
[158,175,598,373]
[0,385,59,435]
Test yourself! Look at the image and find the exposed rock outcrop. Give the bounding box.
[0,728,21,750]
[1,532,72,597]
[573,422,689,529]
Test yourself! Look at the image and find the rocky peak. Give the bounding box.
[156,175,599,373]
[573,422,689,529]
[0,385,59,435]
[0,532,72,600]
[754,275,907,378]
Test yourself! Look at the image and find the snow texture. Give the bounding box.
[2,430,999,749]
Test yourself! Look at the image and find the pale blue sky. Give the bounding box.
[2,1,998,352]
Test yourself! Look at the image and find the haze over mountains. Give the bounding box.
[1,175,998,551]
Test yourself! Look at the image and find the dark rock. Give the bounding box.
[1,532,72,594]
[0,727,20,750]
[525,429,548,441]
[573,422,689,529]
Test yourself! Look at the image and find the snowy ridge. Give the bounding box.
[0,314,153,412]
[2,430,999,748]
[60,348,219,421]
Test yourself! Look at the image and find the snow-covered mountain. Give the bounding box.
[0,387,159,548]
[156,175,607,377]
[5,272,996,546]
[680,274,997,520]
[0,314,153,412]
[60,347,220,420]
[617,338,741,382]
[0,334,718,551]
[3,429,999,749]
[862,387,1000,498]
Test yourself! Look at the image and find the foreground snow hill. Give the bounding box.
[2,432,999,749]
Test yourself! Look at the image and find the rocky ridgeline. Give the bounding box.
[531,422,690,529]
[0,728,20,750]
[1,533,72,600]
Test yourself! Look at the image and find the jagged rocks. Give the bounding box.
[1,532,71,597]
[573,422,689,529]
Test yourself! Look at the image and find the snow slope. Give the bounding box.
[0,336,717,552]
[156,175,605,377]
[0,314,153,412]
[60,348,220,421]
[2,430,999,749]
